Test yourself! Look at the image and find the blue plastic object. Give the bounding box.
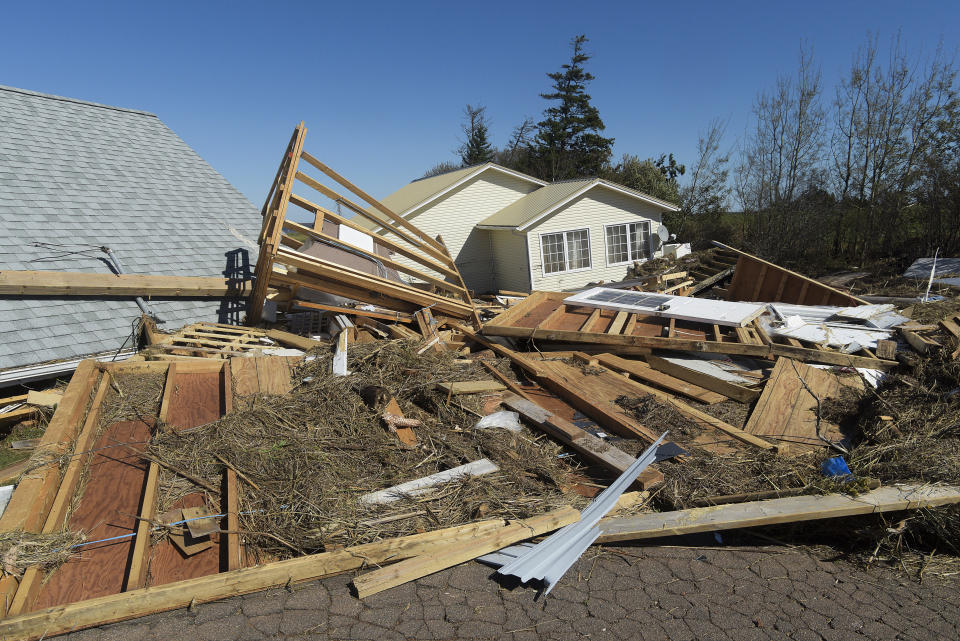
[821,456,852,478]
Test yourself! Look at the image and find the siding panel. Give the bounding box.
[489,230,531,292]
[527,187,664,291]
[388,172,537,293]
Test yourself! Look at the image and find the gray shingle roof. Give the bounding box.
[0,85,262,372]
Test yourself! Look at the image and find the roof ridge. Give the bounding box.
[0,85,157,117]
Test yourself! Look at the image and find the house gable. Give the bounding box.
[524,184,667,291]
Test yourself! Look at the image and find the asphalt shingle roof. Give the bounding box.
[0,85,262,372]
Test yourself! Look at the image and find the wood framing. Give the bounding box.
[713,242,866,306]
[248,124,479,326]
[481,291,897,370]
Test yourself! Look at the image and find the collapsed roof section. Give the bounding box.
[0,85,261,374]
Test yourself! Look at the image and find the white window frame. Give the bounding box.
[603,220,653,267]
[538,228,593,277]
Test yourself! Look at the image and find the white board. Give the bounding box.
[338,225,375,252]
[564,287,767,327]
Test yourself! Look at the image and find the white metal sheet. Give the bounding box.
[564,287,767,327]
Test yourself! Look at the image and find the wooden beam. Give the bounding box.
[298,151,448,254]
[286,193,460,279]
[502,394,646,478]
[353,506,580,598]
[263,329,327,351]
[597,484,960,543]
[0,272,249,297]
[289,299,412,323]
[592,353,727,404]
[225,469,242,571]
[644,355,761,403]
[479,324,898,370]
[0,518,521,641]
[0,361,101,533]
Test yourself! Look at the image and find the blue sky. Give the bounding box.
[2,1,958,207]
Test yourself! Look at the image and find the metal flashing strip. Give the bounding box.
[0,350,136,388]
[496,432,667,594]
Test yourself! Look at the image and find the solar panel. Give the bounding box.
[584,291,672,309]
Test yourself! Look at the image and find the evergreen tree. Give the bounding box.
[531,35,614,180]
[459,104,494,165]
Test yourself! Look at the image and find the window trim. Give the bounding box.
[603,220,653,267]
[538,227,593,277]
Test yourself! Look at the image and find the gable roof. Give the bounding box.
[476,178,679,231]
[356,162,547,229]
[0,85,262,374]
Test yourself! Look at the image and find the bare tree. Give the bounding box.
[676,117,731,237]
[736,45,826,257]
[831,33,956,259]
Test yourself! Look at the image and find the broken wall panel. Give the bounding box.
[714,241,865,307]
[249,123,479,325]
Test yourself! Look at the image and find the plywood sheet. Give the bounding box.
[34,420,151,609]
[744,358,864,449]
[164,371,225,429]
[148,493,222,587]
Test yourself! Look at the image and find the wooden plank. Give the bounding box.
[503,394,644,476]
[281,219,464,296]
[253,357,294,396]
[579,308,601,332]
[274,248,475,319]
[607,311,629,335]
[597,484,960,543]
[479,323,898,370]
[0,361,100,533]
[230,358,260,397]
[289,299,413,323]
[572,355,776,451]
[623,313,638,336]
[436,380,508,395]
[0,271,248,297]
[164,370,224,429]
[593,354,727,404]
[125,461,159,591]
[225,470,242,571]
[534,361,664,443]
[0,518,521,640]
[353,506,580,598]
[743,358,861,449]
[0,406,36,427]
[24,390,63,408]
[644,355,761,403]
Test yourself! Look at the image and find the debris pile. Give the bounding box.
[0,124,959,639]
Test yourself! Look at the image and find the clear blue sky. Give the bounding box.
[3,1,958,207]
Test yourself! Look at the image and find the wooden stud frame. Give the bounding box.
[481,291,895,370]
[249,124,480,326]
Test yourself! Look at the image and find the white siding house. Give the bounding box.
[362,163,678,293]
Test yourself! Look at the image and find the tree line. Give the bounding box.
[429,33,959,268]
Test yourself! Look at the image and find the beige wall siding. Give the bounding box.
[391,171,538,292]
[527,187,664,291]
[489,230,531,292]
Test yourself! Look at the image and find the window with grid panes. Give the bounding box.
[540,229,591,274]
[605,221,651,264]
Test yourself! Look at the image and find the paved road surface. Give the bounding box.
[62,543,959,641]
